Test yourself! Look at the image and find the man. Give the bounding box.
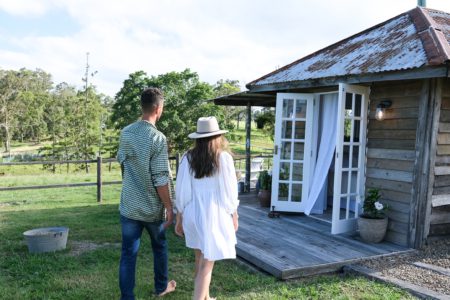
[117,87,176,299]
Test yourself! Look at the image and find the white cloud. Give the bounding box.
[0,0,450,96]
[0,0,56,16]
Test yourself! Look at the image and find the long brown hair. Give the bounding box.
[187,134,229,179]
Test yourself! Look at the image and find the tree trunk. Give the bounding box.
[4,126,10,153]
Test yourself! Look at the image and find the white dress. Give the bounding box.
[175,151,239,261]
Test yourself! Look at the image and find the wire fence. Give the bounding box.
[0,153,273,202]
[0,156,180,202]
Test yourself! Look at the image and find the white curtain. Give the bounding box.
[304,93,338,215]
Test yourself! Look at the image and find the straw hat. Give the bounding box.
[188,116,228,139]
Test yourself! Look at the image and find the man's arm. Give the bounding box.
[156,184,173,229]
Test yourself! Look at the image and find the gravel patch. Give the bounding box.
[358,238,450,296]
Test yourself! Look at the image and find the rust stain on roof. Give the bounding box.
[249,7,450,88]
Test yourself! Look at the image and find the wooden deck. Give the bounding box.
[236,192,413,279]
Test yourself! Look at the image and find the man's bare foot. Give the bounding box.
[157,280,176,297]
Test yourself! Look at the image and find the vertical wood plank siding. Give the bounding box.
[367,80,423,247]
[430,78,450,236]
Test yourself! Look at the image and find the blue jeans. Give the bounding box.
[119,215,168,300]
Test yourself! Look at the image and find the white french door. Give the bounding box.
[331,84,369,234]
[271,93,314,212]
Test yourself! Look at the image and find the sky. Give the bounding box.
[0,0,449,97]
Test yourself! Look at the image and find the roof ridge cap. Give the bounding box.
[409,6,450,65]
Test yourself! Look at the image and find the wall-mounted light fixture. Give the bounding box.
[375,100,392,121]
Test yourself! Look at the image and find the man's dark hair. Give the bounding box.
[141,87,164,113]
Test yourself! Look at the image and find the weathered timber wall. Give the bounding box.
[430,78,450,237]
[367,80,422,246]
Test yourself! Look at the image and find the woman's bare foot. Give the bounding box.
[157,280,176,297]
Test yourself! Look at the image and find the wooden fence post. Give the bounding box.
[97,156,102,202]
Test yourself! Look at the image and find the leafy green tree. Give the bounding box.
[15,69,52,143]
[0,69,19,152]
[40,84,105,168]
[42,82,79,161]
[255,109,275,141]
[111,69,232,154]
[213,79,242,130]
[110,71,150,130]
[0,68,52,152]
[75,87,105,161]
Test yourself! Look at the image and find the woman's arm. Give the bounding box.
[175,212,184,237]
[232,211,239,232]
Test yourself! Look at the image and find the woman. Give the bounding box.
[175,116,239,300]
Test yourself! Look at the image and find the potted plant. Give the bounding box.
[257,170,272,207]
[357,188,389,243]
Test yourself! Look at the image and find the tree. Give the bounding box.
[0,69,18,153]
[40,83,105,166]
[110,71,150,130]
[42,82,78,161]
[213,79,242,130]
[15,69,52,143]
[255,109,275,140]
[0,68,52,152]
[111,69,231,154]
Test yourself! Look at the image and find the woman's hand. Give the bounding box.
[175,212,184,237]
[232,212,239,232]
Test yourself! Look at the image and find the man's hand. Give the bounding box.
[156,184,173,229]
[163,209,173,229]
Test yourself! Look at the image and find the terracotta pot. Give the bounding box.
[357,216,388,243]
[258,189,271,207]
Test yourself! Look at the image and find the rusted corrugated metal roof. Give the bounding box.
[248,7,450,88]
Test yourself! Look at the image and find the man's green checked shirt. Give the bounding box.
[117,120,174,222]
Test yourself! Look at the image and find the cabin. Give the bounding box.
[214,6,450,250]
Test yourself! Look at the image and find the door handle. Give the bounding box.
[274,145,278,155]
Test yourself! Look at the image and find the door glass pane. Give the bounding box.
[295,100,307,118]
[292,163,303,182]
[348,146,353,168]
[282,121,293,139]
[282,99,294,118]
[341,171,349,194]
[339,197,347,220]
[349,205,356,218]
[345,93,353,116]
[294,121,306,139]
[350,195,358,218]
[293,142,304,160]
[350,171,357,193]
[355,94,362,117]
[353,145,359,167]
[279,162,290,180]
[353,120,360,142]
[343,145,350,168]
[278,183,289,201]
[292,184,302,202]
[344,118,352,141]
[281,141,292,160]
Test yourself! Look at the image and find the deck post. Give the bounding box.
[245,101,251,192]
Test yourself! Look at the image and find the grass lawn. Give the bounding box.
[0,163,123,188]
[0,186,415,299]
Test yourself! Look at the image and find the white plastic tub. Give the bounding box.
[23,227,69,253]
